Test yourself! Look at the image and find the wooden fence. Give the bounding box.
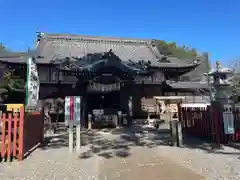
[1,106,44,162]
[179,103,240,144]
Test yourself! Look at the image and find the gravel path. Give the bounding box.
[0,124,240,180]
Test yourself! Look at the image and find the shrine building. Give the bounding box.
[0,32,209,127]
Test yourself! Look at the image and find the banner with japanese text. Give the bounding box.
[65,96,81,125]
[26,57,40,107]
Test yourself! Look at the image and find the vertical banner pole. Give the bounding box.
[65,96,81,154]
[65,96,74,154]
[75,96,81,153]
[76,124,81,152]
[68,123,74,154]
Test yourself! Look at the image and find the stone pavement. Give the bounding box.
[0,126,206,180]
[99,147,205,180]
[0,147,205,180]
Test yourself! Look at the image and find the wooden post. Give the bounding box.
[68,123,74,154]
[7,114,12,161]
[13,113,18,157]
[1,113,6,160]
[18,107,24,161]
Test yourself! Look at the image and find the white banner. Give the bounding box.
[65,96,71,125]
[223,105,235,134]
[26,57,40,106]
[64,96,81,125]
[74,96,81,124]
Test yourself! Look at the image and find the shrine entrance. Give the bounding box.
[85,82,122,128]
[87,91,121,111]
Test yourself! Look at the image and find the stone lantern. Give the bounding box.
[206,61,233,104]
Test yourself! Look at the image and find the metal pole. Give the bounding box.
[75,96,81,153]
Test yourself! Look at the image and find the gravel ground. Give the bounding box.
[98,147,205,180]
[159,145,240,180]
[0,146,102,180]
[0,124,240,180]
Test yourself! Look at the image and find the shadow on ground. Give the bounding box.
[38,120,240,160]
[39,122,172,159]
[79,125,172,159]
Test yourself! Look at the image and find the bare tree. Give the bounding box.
[230,58,240,101]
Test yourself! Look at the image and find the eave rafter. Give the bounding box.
[51,50,153,76]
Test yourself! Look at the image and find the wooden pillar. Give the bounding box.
[81,91,88,129]
[132,85,141,118]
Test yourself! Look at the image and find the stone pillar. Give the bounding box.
[128,96,133,126]
[88,114,92,130]
[117,111,122,127]
[170,120,178,147]
[177,121,183,147]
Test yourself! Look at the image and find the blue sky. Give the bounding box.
[0,0,239,66]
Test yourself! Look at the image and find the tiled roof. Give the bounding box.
[182,96,210,104]
[0,33,200,71]
[180,53,210,81]
[0,51,36,63]
[34,33,198,68]
[167,81,209,90]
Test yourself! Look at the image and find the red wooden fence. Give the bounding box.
[0,107,44,162]
[179,103,240,144]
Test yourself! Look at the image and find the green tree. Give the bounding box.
[231,59,240,100]
[3,70,25,91]
[0,43,11,56]
[0,43,25,94]
[156,40,198,59]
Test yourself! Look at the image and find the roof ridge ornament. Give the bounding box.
[151,39,157,47]
[157,55,170,63]
[193,56,201,64]
[216,60,221,71]
[36,32,44,47]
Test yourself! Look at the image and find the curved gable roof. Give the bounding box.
[0,32,200,71]
[36,33,159,64]
[35,33,198,68]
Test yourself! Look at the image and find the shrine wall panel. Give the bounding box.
[50,68,58,82]
[62,75,78,82]
[39,85,58,99]
[38,67,49,82]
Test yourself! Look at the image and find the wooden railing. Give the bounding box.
[0,106,44,162]
[179,103,240,144]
